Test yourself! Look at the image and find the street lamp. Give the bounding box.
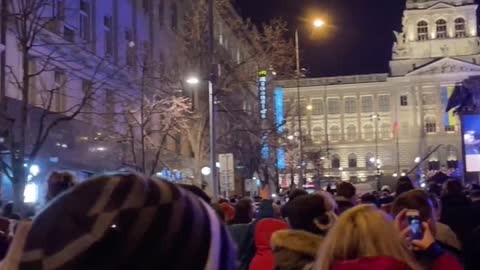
[371,113,381,190]
[295,17,325,189]
[187,76,218,201]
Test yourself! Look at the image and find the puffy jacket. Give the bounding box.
[332,254,463,270]
[249,219,288,270]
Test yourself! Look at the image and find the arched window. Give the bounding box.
[366,153,375,169]
[446,145,458,169]
[331,154,340,169]
[348,153,357,168]
[417,21,429,41]
[436,19,447,39]
[329,126,341,142]
[312,126,324,142]
[380,123,392,139]
[170,3,178,32]
[363,124,374,140]
[346,125,357,141]
[455,18,466,38]
[425,116,437,134]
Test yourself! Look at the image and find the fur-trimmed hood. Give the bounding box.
[270,230,324,270]
[271,229,324,256]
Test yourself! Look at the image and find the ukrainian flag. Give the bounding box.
[441,85,457,128]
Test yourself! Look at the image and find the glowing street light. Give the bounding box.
[306,104,313,111]
[287,135,294,140]
[186,76,200,85]
[29,164,40,177]
[313,18,325,28]
[201,166,211,176]
[393,173,398,177]
[414,157,421,163]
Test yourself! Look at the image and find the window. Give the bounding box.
[142,0,151,13]
[344,97,357,114]
[346,125,357,141]
[79,0,91,41]
[366,153,375,169]
[53,0,65,19]
[428,161,440,170]
[125,30,135,67]
[378,95,390,112]
[331,154,340,169]
[170,3,178,32]
[380,123,391,139]
[417,21,429,41]
[422,93,436,105]
[400,95,408,106]
[361,96,373,113]
[363,124,374,140]
[311,99,324,115]
[104,16,113,56]
[329,126,341,142]
[175,133,182,154]
[436,19,448,39]
[312,126,324,142]
[298,99,307,116]
[348,153,357,168]
[158,0,165,27]
[445,125,456,132]
[54,69,66,112]
[82,80,93,123]
[455,18,466,38]
[63,25,75,42]
[105,89,115,131]
[328,98,340,114]
[158,52,165,75]
[400,122,409,137]
[447,160,458,169]
[425,116,437,133]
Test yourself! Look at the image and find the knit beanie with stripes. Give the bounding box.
[15,173,236,270]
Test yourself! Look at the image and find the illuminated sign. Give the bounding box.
[275,87,286,170]
[259,71,267,120]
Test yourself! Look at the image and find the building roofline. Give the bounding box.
[276,73,389,88]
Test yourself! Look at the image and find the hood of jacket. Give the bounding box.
[271,229,324,270]
[255,218,288,250]
[333,256,412,270]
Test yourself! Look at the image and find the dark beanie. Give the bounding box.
[17,173,236,270]
[286,194,333,235]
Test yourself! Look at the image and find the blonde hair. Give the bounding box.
[313,205,423,270]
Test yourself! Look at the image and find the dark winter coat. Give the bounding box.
[271,229,324,270]
[249,218,288,270]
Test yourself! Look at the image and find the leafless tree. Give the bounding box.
[0,0,128,208]
[177,0,295,188]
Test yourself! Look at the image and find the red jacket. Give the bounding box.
[333,255,463,270]
[249,218,288,270]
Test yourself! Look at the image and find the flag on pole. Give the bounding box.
[392,120,399,138]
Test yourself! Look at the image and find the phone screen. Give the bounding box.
[408,216,423,240]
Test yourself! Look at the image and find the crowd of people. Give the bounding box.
[0,172,477,270]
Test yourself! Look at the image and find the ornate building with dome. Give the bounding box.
[277,0,480,188]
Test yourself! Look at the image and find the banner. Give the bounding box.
[441,85,458,128]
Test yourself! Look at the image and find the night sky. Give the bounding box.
[234,0,407,77]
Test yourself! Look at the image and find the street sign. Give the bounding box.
[219,153,235,195]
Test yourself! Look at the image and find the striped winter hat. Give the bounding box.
[13,173,236,270]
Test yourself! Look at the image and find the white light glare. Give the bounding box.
[414,157,421,163]
[401,172,406,177]
[186,77,200,85]
[201,166,211,176]
[24,182,38,203]
[29,164,40,177]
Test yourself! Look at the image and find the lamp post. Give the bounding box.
[294,18,325,189]
[185,0,219,201]
[371,113,381,190]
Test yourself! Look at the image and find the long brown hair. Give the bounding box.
[313,205,422,270]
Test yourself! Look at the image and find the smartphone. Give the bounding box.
[406,210,423,240]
